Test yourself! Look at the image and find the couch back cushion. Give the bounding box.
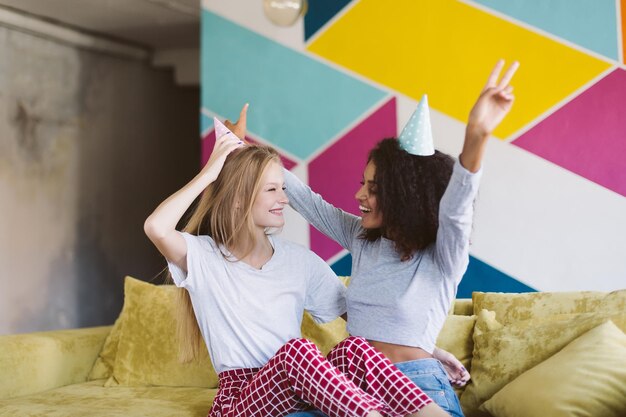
[89,276,477,388]
[88,317,122,380]
[105,276,219,388]
[451,299,473,316]
[460,309,626,417]
[436,314,476,372]
[480,320,626,417]
[88,276,353,381]
[92,276,356,388]
[472,290,625,324]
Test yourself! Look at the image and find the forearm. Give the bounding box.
[459,126,489,173]
[432,346,447,360]
[284,168,360,249]
[435,159,481,279]
[144,172,215,240]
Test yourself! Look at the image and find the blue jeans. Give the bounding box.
[395,358,465,417]
[285,359,463,417]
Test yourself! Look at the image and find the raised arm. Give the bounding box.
[460,59,519,172]
[284,169,361,251]
[436,60,519,279]
[144,127,244,272]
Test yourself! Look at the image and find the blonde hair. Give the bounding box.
[174,144,282,362]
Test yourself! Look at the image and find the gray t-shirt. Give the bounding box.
[168,232,346,373]
[284,159,481,353]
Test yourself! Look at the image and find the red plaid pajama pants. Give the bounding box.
[209,336,432,417]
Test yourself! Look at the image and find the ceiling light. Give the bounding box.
[263,0,308,27]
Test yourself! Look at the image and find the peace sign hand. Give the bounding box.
[467,60,519,139]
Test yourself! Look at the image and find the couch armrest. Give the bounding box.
[0,326,112,399]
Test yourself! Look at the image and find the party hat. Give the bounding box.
[398,94,434,156]
[213,117,235,140]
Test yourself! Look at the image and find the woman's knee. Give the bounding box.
[280,338,320,357]
[327,336,369,364]
[331,336,369,353]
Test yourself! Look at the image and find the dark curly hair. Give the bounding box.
[362,138,454,261]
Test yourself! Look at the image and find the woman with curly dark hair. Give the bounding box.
[360,143,456,262]
[229,60,519,417]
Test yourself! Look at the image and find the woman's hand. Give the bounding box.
[467,59,519,139]
[433,347,471,387]
[224,103,249,141]
[201,128,245,181]
[460,59,519,172]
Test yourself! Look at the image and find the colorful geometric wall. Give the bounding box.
[200,0,626,295]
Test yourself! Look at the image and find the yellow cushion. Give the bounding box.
[436,314,476,372]
[437,314,477,398]
[91,274,472,389]
[472,289,625,324]
[90,279,351,380]
[460,309,626,417]
[451,299,474,317]
[301,275,350,355]
[102,276,353,388]
[88,316,122,380]
[481,321,626,417]
[301,312,348,355]
[106,277,219,388]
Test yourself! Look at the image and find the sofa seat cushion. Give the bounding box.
[0,380,216,417]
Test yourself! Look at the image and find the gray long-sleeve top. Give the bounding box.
[283,159,482,353]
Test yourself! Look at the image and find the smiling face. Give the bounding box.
[355,161,383,229]
[251,161,289,229]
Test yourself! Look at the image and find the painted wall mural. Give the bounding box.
[200,0,626,296]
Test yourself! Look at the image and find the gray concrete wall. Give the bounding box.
[0,26,199,334]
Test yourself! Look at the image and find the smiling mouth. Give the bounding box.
[359,205,372,214]
[269,208,283,215]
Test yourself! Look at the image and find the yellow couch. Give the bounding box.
[1,276,624,417]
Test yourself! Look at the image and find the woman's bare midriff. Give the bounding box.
[368,340,433,364]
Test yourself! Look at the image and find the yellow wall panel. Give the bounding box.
[307,0,612,139]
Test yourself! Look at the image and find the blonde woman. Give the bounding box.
[144,124,448,417]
